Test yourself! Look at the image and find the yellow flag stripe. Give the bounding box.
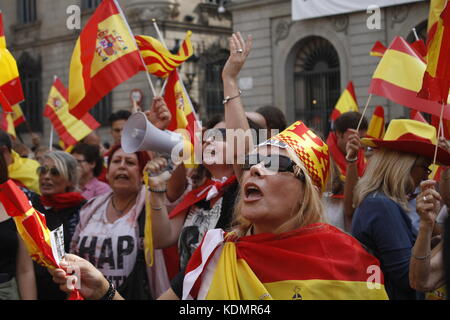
[373,49,425,92]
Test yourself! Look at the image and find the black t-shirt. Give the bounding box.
[170,181,239,298]
[0,218,19,277]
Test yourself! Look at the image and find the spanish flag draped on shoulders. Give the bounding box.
[183,224,388,300]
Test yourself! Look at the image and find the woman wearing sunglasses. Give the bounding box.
[47,33,387,300]
[28,151,85,300]
[352,119,450,300]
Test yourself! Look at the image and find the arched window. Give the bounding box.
[18,52,42,132]
[406,20,428,43]
[293,37,340,137]
[200,46,229,120]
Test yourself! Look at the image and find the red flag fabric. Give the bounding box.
[68,0,145,118]
[410,110,429,123]
[418,1,450,103]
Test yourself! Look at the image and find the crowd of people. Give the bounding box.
[0,32,449,300]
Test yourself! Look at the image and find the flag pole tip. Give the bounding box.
[152,19,157,23]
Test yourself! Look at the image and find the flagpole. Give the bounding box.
[433,102,445,165]
[412,28,419,41]
[113,0,157,99]
[356,94,372,132]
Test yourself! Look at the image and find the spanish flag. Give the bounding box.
[164,70,201,165]
[183,225,388,300]
[366,106,385,139]
[0,180,83,300]
[68,0,145,119]
[11,104,25,127]
[0,12,24,110]
[135,31,194,79]
[330,82,359,121]
[0,109,15,137]
[369,36,450,120]
[418,0,450,103]
[44,77,100,148]
[370,41,387,57]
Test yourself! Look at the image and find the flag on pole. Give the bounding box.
[0,12,24,110]
[11,104,25,127]
[369,36,450,119]
[418,0,450,103]
[135,31,194,79]
[370,41,387,57]
[0,110,16,138]
[44,77,100,148]
[164,70,201,165]
[366,106,385,139]
[330,82,359,121]
[68,0,145,119]
[0,180,83,300]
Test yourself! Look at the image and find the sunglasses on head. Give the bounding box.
[241,154,304,178]
[37,166,60,177]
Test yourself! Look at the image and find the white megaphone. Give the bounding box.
[121,112,184,159]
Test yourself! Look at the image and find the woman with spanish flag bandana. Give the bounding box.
[47,32,388,301]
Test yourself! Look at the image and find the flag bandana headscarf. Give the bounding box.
[0,180,83,300]
[183,224,388,300]
[259,121,330,192]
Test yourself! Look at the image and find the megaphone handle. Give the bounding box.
[148,155,175,177]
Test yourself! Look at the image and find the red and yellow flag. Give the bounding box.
[330,82,359,121]
[0,12,24,110]
[0,109,16,137]
[135,31,194,79]
[0,104,26,139]
[366,106,385,139]
[164,70,201,165]
[68,0,145,119]
[369,36,450,120]
[184,224,388,300]
[418,0,450,103]
[370,41,387,57]
[0,180,83,300]
[44,77,100,148]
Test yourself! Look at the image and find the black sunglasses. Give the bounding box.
[37,166,60,177]
[241,154,304,178]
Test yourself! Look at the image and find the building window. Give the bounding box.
[294,37,340,137]
[82,0,102,10]
[90,93,112,127]
[18,52,42,132]
[17,0,37,24]
[200,48,229,120]
[406,20,428,43]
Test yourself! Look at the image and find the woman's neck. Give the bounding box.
[208,165,234,181]
[80,172,94,188]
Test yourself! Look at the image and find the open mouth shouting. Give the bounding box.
[244,182,263,202]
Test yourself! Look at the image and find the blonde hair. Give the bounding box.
[230,147,325,237]
[353,148,417,211]
[43,151,80,192]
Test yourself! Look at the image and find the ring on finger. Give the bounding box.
[236,49,244,53]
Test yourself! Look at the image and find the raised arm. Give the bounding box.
[343,129,361,231]
[409,180,445,292]
[222,32,253,179]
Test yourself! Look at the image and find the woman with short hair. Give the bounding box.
[30,150,86,300]
[71,143,111,200]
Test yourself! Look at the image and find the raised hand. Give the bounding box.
[145,96,172,131]
[222,32,253,81]
[416,180,442,227]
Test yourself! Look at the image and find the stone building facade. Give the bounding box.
[229,0,429,137]
[0,0,232,145]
